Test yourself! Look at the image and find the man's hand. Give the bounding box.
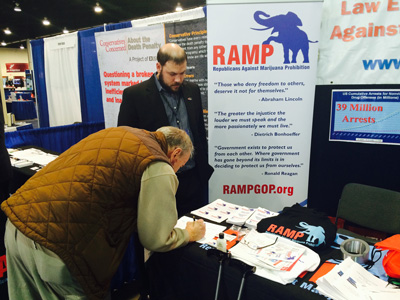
[186,219,206,242]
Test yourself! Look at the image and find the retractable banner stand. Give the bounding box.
[95,25,165,128]
[317,0,400,84]
[207,1,323,211]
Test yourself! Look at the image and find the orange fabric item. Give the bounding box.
[375,234,400,278]
[309,262,336,283]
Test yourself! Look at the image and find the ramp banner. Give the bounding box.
[317,0,400,84]
[207,2,322,211]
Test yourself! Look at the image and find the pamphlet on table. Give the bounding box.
[191,199,278,227]
[230,229,320,285]
[316,257,400,300]
[8,148,58,168]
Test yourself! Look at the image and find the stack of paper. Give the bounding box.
[226,206,255,226]
[9,157,34,168]
[230,229,320,285]
[255,240,305,271]
[191,199,279,228]
[10,148,58,166]
[316,258,400,300]
[191,199,242,223]
[244,207,279,229]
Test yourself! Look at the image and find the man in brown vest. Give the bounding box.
[2,126,205,300]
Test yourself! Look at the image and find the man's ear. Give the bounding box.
[169,147,182,163]
[156,62,161,75]
[172,147,182,159]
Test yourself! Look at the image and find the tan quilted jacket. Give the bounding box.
[1,126,170,299]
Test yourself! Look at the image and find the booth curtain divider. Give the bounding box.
[30,39,50,128]
[5,121,105,153]
[44,33,82,127]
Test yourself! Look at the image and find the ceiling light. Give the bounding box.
[20,44,25,49]
[63,27,69,34]
[94,2,103,13]
[42,17,50,26]
[4,28,11,35]
[175,2,183,12]
[14,2,22,12]
[1,41,6,46]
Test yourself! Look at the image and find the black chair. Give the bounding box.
[335,183,400,244]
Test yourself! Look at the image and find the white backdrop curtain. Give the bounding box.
[44,32,82,126]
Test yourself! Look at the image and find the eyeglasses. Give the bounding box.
[364,247,383,270]
[240,236,278,250]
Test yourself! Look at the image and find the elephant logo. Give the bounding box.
[252,11,317,64]
[296,221,326,247]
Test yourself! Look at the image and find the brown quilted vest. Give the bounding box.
[1,126,170,299]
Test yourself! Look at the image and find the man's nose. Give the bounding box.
[175,74,184,83]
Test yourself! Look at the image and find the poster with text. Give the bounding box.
[95,18,207,129]
[165,19,208,109]
[95,25,165,128]
[330,89,400,145]
[207,2,323,211]
[164,19,209,131]
[317,0,400,84]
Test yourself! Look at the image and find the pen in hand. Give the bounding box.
[186,217,206,242]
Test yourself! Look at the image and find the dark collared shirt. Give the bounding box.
[154,74,195,172]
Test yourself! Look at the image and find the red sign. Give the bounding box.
[6,63,29,72]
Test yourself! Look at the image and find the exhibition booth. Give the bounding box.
[5,2,398,215]
[2,0,400,299]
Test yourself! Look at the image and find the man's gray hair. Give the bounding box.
[157,126,194,158]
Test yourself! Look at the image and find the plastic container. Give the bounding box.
[216,232,227,252]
